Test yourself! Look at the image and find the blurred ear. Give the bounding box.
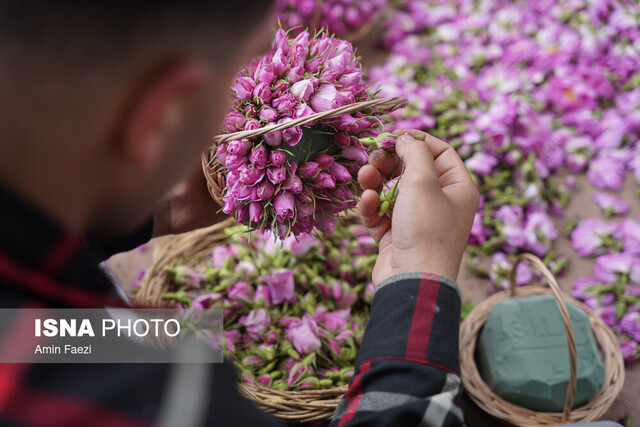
[118,60,210,173]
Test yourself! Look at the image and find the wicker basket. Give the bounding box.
[201,96,407,206]
[460,253,625,426]
[136,217,354,422]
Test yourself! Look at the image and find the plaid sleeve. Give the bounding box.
[331,272,464,427]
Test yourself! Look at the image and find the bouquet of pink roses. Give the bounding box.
[212,29,388,238]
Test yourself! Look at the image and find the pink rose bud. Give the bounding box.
[267,166,287,184]
[270,150,287,167]
[236,205,249,223]
[232,76,255,101]
[286,65,305,83]
[332,131,351,147]
[249,202,264,223]
[338,69,363,89]
[295,103,315,120]
[350,116,372,133]
[222,195,237,215]
[281,121,303,146]
[258,106,278,122]
[323,310,349,331]
[291,79,315,101]
[265,330,279,344]
[305,57,324,74]
[244,118,261,131]
[274,191,296,218]
[286,321,322,355]
[263,128,283,147]
[227,139,252,156]
[249,144,268,169]
[244,103,258,117]
[224,154,246,171]
[239,308,270,340]
[333,114,357,132]
[253,285,271,306]
[329,163,352,183]
[253,82,274,104]
[261,269,296,304]
[313,153,334,169]
[273,28,290,54]
[271,48,288,76]
[222,110,246,132]
[314,172,336,189]
[256,63,276,86]
[272,94,296,116]
[257,375,271,387]
[341,145,369,163]
[242,375,256,386]
[309,84,338,112]
[282,174,303,194]
[239,165,265,186]
[298,162,321,179]
[272,79,289,97]
[251,180,275,202]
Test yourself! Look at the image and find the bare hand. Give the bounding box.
[358,129,480,285]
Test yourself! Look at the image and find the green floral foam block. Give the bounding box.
[477,294,605,412]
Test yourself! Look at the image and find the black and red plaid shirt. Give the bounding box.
[0,184,463,426]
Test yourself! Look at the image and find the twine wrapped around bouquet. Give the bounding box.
[460,253,625,427]
[201,96,407,206]
[136,216,359,422]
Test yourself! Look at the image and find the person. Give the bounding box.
[0,2,479,426]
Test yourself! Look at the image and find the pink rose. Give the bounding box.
[309,84,338,112]
[232,76,255,101]
[260,269,296,304]
[291,79,315,101]
[249,144,268,169]
[267,166,287,184]
[274,191,295,218]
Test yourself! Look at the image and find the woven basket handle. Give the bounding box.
[509,253,577,421]
[212,97,407,145]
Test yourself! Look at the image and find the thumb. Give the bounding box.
[395,133,439,188]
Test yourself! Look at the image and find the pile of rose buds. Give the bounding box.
[215,28,385,239]
[274,0,387,38]
[162,220,378,390]
[370,0,640,362]
[570,216,640,364]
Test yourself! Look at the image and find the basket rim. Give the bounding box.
[459,284,625,427]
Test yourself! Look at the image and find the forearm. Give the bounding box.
[331,272,464,427]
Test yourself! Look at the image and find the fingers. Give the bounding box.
[358,164,383,191]
[369,149,401,179]
[358,189,391,243]
[393,129,477,208]
[394,133,440,188]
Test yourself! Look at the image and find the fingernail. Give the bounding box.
[371,150,381,162]
[397,133,414,144]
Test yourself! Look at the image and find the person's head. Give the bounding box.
[0,1,273,236]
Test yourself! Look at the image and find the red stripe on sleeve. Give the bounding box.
[39,233,81,275]
[0,252,124,308]
[338,360,372,427]
[405,278,440,361]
